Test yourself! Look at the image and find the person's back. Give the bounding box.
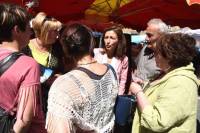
[46,23,118,133]
[0,49,46,133]
[47,63,118,132]
[0,3,46,133]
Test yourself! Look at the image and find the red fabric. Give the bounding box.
[78,20,116,31]
[17,85,46,133]
[0,0,22,5]
[117,0,200,30]
[38,0,94,23]
[1,0,200,31]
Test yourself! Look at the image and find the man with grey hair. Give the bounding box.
[133,18,168,81]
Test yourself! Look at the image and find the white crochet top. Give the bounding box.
[46,67,118,133]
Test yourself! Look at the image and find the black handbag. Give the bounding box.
[0,52,22,133]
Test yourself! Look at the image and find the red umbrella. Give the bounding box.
[0,0,94,22]
[38,0,94,22]
[115,0,200,30]
[1,0,200,31]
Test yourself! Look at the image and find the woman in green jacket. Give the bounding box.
[130,33,199,133]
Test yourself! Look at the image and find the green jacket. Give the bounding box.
[132,63,199,133]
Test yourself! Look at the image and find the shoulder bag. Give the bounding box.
[106,64,137,126]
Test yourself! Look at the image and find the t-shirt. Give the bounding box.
[0,48,46,133]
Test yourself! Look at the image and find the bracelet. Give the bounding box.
[135,90,143,97]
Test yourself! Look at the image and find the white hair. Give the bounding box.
[147,18,168,33]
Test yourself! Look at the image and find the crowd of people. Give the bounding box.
[0,2,199,133]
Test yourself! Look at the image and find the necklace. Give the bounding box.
[77,60,97,66]
[35,38,51,53]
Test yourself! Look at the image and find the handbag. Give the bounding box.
[0,52,22,133]
[114,95,136,126]
[105,64,137,126]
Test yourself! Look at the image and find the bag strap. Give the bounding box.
[104,63,118,80]
[75,64,118,80]
[71,64,117,96]
[0,52,23,76]
[0,52,23,114]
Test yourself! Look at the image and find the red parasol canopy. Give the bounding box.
[1,0,200,31]
[115,0,200,30]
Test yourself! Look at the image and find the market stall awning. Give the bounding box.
[116,0,200,30]
[1,0,200,31]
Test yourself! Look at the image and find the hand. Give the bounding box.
[132,76,144,84]
[129,82,143,95]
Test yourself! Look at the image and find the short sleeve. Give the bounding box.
[19,56,40,87]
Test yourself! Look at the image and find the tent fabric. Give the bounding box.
[116,0,200,30]
[85,0,133,16]
[1,0,200,31]
[38,0,94,22]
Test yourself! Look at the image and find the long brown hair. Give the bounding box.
[102,26,127,58]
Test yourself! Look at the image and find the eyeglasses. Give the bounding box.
[146,33,154,38]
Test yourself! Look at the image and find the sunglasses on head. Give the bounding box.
[42,16,54,25]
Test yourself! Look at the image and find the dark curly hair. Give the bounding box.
[155,33,197,69]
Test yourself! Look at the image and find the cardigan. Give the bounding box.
[132,63,199,133]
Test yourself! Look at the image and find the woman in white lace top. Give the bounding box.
[46,23,118,133]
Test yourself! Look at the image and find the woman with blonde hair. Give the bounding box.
[22,12,65,115]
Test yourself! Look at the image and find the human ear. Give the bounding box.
[12,25,21,36]
[12,25,24,40]
[13,25,21,33]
